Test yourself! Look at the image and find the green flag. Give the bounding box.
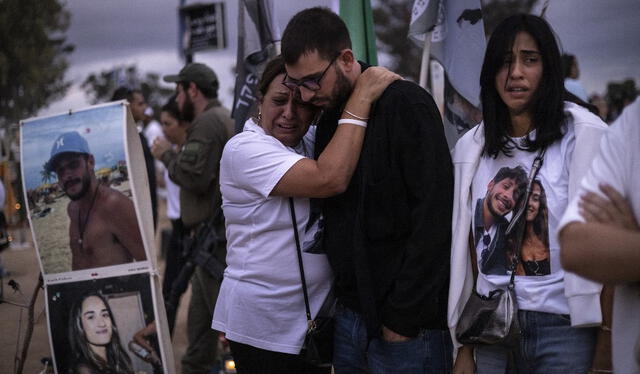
[340,0,378,65]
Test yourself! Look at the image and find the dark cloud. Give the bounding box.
[41,0,640,117]
[65,0,180,66]
[536,0,640,94]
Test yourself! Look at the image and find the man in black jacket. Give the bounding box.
[281,7,454,373]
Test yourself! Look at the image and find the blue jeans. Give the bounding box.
[476,310,596,374]
[333,304,452,374]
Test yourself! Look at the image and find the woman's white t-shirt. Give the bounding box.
[212,119,332,354]
[471,124,576,315]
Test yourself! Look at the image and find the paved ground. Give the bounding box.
[0,207,191,374]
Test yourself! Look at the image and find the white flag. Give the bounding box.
[409,0,486,143]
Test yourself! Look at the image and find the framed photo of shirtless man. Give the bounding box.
[20,102,152,280]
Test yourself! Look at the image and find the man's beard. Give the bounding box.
[181,94,196,122]
[64,172,92,201]
[324,68,353,111]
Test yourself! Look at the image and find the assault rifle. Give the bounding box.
[165,213,226,334]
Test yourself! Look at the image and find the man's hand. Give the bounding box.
[131,321,162,366]
[351,67,402,105]
[580,183,639,230]
[381,325,411,343]
[151,137,172,160]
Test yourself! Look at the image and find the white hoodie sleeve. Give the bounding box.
[560,103,609,327]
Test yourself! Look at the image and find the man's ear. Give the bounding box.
[337,49,356,72]
[87,154,95,169]
[487,180,495,192]
[187,82,199,99]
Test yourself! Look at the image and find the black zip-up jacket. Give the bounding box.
[314,63,454,338]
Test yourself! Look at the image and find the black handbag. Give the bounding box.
[289,198,334,367]
[455,148,546,347]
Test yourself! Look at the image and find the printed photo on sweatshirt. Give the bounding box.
[472,165,551,277]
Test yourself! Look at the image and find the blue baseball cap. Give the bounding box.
[45,131,91,173]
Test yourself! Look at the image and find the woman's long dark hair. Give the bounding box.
[528,180,549,248]
[68,292,134,374]
[161,94,182,122]
[480,14,565,158]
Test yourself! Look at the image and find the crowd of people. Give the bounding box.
[211,8,637,374]
[1,5,638,374]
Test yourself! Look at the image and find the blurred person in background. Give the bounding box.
[111,87,158,228]
[142,106,167,201]
[562,53,589,103]
[589,94,610,123]
[152,62,233,374]
[158,96,189,334]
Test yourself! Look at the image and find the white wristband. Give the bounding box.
[338,118,367,128]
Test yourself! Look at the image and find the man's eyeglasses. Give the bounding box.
[282,54,339,92]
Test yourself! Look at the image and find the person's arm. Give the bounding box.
[453,345,476,374]
[561,184,640,283]
[109,192,146,261]
[560,183,639,373]
[271,67,400,198]
[381,85,454,339]
[130,321,161,367]
[562,223,640,283]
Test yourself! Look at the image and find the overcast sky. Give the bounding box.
[38,0,640,118]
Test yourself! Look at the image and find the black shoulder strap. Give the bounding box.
[289,198,313,323]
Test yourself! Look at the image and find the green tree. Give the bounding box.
[40,162,55,185]
[373,0,421,81]
[81,65,174,112]
[0,0,74,127]
[372,0,539,82]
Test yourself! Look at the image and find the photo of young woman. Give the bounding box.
[68,292,139,374]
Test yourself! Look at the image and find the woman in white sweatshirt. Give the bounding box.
[449,14,610,373]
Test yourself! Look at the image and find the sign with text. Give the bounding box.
[181,2,226,53]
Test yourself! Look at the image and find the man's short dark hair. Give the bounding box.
[491,165,528,202]
[111,87,144,102]
[281,7,352,65]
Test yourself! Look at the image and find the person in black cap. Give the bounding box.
[151,63,233,374]
[46,131,146,270]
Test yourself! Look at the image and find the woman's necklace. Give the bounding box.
[77,182,100,250]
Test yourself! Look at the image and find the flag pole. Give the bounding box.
[418,32,432,91]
